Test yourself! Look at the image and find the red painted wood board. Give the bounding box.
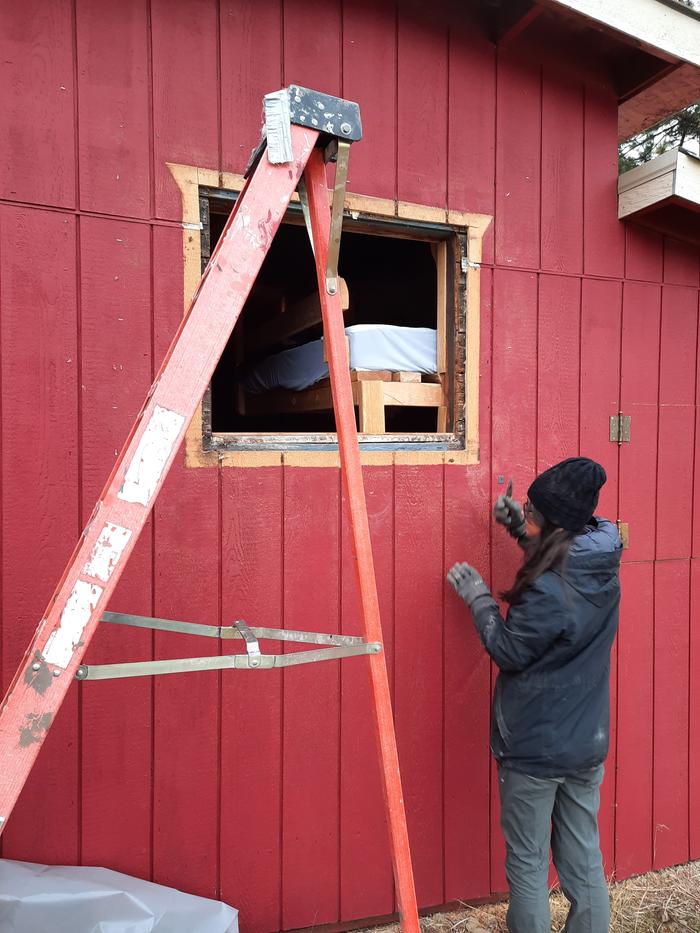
[656,286,698,561]
[342,1,398,201]
[619,282,661,564]
[540,70,583,275]
[76,0,151,218]
[625,224,663,283]
[653,559,690,870]
[690,559,700,861]
[220,465,284,932]
[495,48,541,270]
[583,86,625,279]
[537,274,581,468]
[281,0,342,192]
[397,1,448,208]
[0,1,76,208]
[0,208,79,863]
[490,269,538,531]
[490,268,538,894]
[339,465,395,921]
[283,0,341,94]
[152,226,219,899]
[443,475,492,902]
[281,466,341,929]
[78,217,153,876]
[447,9,496,264]
[615,561,654,879]
[663,237,700,288]
[220,0,282,178]
[443,462,491,902]
[443,267,493,903]
[579,278,622,520]
[578,278,623,875]
[659,288,698,408]
[151,0,220,220]
[693,293,700,560]
[394,463,444,907]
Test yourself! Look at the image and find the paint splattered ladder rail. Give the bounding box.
[0,86,420,933]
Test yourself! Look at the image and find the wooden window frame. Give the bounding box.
[168,163,491,467]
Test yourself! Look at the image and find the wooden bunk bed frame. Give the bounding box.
[238,241,449,435]
[245,368,446,434]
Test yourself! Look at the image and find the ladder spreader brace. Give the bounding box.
[73,613,382,680]
[0,85,420,932]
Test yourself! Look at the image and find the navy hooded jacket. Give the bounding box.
[471,517,622,778]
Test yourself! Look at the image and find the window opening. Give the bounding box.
[201,189,465,451]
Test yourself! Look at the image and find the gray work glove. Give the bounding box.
[493,480,527,542]
[447,562,492,609]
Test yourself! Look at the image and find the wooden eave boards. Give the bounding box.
[546,0,700,68]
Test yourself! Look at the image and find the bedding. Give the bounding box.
[242,324,437,393]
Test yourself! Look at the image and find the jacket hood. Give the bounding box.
[557,517,622,607]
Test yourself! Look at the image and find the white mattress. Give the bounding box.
[242,324,437,393]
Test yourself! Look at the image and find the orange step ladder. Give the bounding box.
[0,86,419,932]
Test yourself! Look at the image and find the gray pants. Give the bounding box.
[498,765,609,933]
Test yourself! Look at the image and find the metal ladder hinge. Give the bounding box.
[610,413,631,445]
[75,614,382,681]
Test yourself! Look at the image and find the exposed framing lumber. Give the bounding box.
[247,278,349,354]
[359,380,385,434]
[496,0,543,45]
[167,163,491,467]
[244,377,444,417]
[392,372,421,383]
[436,241,447,377]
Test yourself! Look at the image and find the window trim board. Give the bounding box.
[167,162,491,468]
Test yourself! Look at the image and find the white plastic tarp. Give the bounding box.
[0,859,238,933]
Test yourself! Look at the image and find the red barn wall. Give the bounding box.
[1,0,699,929]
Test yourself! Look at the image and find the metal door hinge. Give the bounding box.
[616,521,629,549]
[610,413,631,445]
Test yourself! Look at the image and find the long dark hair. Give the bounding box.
[501,519,578,606]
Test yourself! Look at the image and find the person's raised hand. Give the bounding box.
[447,562,491,609]
[493,479,526,541]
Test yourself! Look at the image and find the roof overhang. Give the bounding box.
[618,148,700,244]
[490,0,700,140]
[545,0,700,139]
[619,63,700,140]
[543,0,700,69]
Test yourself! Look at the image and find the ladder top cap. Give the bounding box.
[278,85,363,142]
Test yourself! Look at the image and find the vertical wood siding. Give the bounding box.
[0,1,699,929]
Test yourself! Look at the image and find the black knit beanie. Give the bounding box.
[527,457,606,531]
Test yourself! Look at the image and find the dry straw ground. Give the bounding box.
[364,862,700,933]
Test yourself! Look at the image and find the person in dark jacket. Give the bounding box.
[447,457,621,933]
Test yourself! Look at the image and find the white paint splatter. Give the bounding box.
[42,580,103,669]
[234,211,263,250]
[118,405,185,507]
[82,523,132,583]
